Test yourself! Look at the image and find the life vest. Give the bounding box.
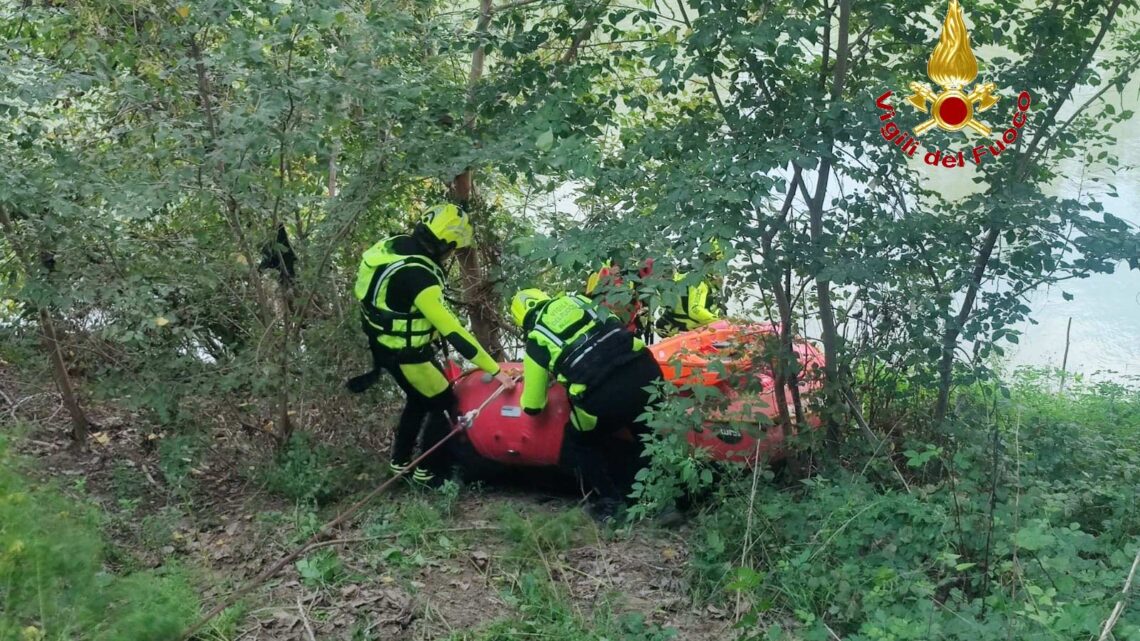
[528,294,640,392]
[353,236,446,356]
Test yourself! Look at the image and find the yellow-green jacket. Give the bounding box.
[520,294,646,430]
[354,235,499,375]
[658,275,720,336]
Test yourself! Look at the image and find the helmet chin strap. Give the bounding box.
[412,223,453,264]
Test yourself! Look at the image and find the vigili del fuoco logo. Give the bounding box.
[874,0,1033,168]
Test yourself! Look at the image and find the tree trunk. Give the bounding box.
[448,179,504,359]
[934,227,998,420]
[276,315,295,445]
[760,229,802,428]
[189,29,290,444]
[775,268,806,425]
[40,309,90,447]
[933,0,1124,422]
[448,1,608,356]
[188,34,273,327]
[0,207,89,446]
[765,277,794,430]
[758,167,807,431]
[446,0,505,357]
[803,0,851,448]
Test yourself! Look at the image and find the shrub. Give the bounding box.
[255,432,381,504]
[676,371,1140,641]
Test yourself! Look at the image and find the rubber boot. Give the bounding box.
[412,467,437,486]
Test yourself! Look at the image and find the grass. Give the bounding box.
[0,433,200,641]
[446,571,678,641]
[253,431,386,505]
[435,503,677,641]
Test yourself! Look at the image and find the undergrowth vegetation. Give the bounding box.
[354,371,1135,639]
[254,432,385,505]
[631,369,1140,641]
[0,435,199,641]
[445,507,684,641]
[448,572,678,641]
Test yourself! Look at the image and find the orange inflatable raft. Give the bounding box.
[654,320,825,462]
[450,321,824,467]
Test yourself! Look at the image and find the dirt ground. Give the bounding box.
[5,372,734,641]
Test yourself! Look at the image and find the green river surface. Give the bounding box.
[920,74,1140,380]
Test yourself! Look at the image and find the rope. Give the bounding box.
[177,377,515,641]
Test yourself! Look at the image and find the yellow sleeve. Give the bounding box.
[521,355,550,414]
[414,285,500,375]
[687,281,719,326]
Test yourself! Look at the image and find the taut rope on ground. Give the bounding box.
[178,377,515,641]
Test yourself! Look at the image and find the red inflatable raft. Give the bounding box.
[451,321,824,467]
[452,369,571,467]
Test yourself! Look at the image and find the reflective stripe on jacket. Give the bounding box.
[520,294,646,427]
[353,236,446,353]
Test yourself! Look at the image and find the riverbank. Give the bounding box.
[2,367,1137,641]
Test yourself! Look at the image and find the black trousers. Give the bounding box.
[559,350,663,502]
[377,355,459,477]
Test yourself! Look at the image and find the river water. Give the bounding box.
[920,76,1140,380]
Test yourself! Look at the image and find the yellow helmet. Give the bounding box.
[421,204,474,250]
[511,288,550,326]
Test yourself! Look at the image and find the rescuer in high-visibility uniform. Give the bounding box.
[510,289,663,521]
[656,275,722,336]
[656,240,725,337]
[347,204,515,485]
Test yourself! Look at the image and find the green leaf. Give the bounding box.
[536,129,554,152]
[725,566,765,592]
[1014,525,1056,551]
